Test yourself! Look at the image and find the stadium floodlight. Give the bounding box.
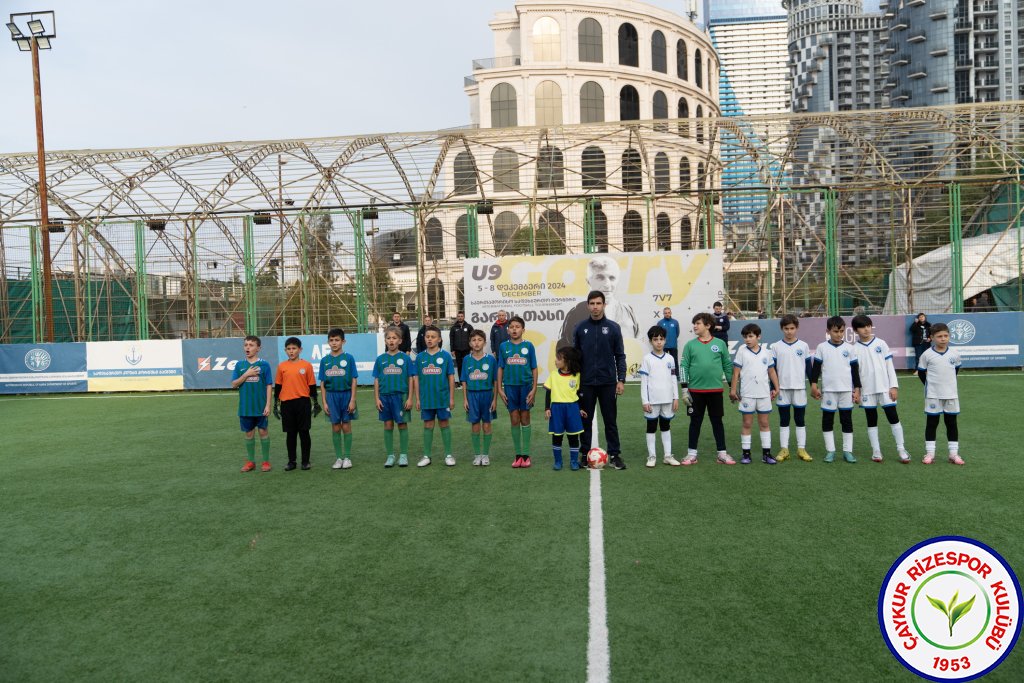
[361,207,378,220]
[9,10,58,341]
[476,200,493,215]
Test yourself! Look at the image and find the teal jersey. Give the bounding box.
[232,358,273,416]
[319,352,358,392]
[498,340,537,386]
[415,349,455,409]
[372,352,412,395]
[461,353,497,392]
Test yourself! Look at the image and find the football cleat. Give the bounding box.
[646,456,656,468]
[444,455,456,467]
[871,452,883,463]
[775,448,790,463]
[398,454,408,467]
[384,455,396,468]
[922,453,934,465]
[716,453,736,465]
[417,456,431,468]
[681,454,698,466]
[797,448,813,462]
[823,451,835,464]
[332,458,344,470]
[260,461,272,472]
[241,461,256,472]
[342,458,352,469]
[948,454,965,466]
[842,452,856,464]
[663,455,681,466]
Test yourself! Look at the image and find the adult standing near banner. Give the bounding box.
[658,307,681,373]
[415,314,440,354]
[712,301,730,345]
[574,290,627,470]
[910,313,931,369]
[490,310,510,356]
[449,311,473,388]
[559,256,640,348]
[391,312,412,354]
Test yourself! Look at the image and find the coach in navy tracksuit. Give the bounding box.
[573,290,627,470]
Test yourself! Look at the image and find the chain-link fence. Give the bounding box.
[2,177,1021,344]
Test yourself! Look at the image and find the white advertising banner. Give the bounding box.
[86,340,185,392]
[464,250,724,381]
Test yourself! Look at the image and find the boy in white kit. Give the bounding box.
[851,315,910,463]
[772,314,813,462]
[916,323,965,465]
[640,326,680,467]
[729,323,780,464]
[810,316,862,463]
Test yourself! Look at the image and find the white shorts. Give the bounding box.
[644,403,676,420]
[859,392,896,409]
[776,389,807,407]
[925,398,960,415]
[738,396,772,414]
[821,390,854,412]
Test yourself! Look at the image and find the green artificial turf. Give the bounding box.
[1,372,1022,681]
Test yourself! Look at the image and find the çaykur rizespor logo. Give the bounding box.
[24,348,51,372]
[879,536,1021,681]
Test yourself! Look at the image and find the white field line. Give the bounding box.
[588,468,610,683]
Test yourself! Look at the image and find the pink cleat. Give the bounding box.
[922,453,934,465]
[716,453,737,465]
[948,454,965,466]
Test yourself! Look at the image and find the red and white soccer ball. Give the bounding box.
[587,447,608,470]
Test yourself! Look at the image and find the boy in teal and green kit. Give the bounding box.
[374,327,413,468]
[232,335,274,472]
[320,327,358,470]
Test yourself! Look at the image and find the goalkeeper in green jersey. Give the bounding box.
[680,312,735,465]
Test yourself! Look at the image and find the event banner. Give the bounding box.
[276,334,378,386]
[464,251,725,381]
[86,340,184,392]
[0,343,88,393]
[182,337,281,390]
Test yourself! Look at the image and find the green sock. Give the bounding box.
[399,427,409,455]
[332,431,342,458]
[343,432,353,459]
[471,431,482,454]
[260,437,271,460]
[383,429,394,455]
[423,427,434,457]
[482,432,493,455]
[244,438,256,461]
[510,426,522,455]
[441,426,452,455]
[522,424,532,455]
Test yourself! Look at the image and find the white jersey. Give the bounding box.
[918,347,961,400]
[772,339,811,390]
[814,341,858,392]
[639,351,679,405]
[733,344,774,399]
[853,336,898,395]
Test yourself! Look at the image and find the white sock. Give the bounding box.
[688,448,698,457]
[780,426,790,448]
[868,427,880,452]
[842,432,853,453]
[949,441,959,455]
[824,431,835,452]
[760,431,772,449]
[646,433,656,458]
[890,422,905,450]
[660,430,672,457]
[925,440,936,454]
[796,426,807,448]
[741,434,752,449]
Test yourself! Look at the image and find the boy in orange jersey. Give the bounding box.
[274,337,321,471]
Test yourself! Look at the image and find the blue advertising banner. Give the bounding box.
[706,313,1023,370]
[182,337,281,390]
[0,343,88,394]
[275,334,378,386]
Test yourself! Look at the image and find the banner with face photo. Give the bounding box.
[464,251,724,381]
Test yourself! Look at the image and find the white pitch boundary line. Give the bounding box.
[588,467,610,683]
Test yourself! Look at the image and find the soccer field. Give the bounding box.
[1,373,1022,682]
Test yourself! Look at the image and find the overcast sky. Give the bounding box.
[0,0,711,153]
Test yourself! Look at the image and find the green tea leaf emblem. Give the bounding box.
[928,591,976,637]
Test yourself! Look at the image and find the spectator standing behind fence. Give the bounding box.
[449,311,473,388]
[391,312,412,354]
[490,310,510,355]
[712,302,730,345]
[909,313,931,369]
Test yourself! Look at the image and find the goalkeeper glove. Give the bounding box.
[273,400,281,420]
[680,387,692,407]
[312,400,322,419]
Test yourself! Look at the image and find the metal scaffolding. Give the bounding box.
[1,102,1022,342]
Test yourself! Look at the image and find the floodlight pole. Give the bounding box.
[30,31,55,343]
